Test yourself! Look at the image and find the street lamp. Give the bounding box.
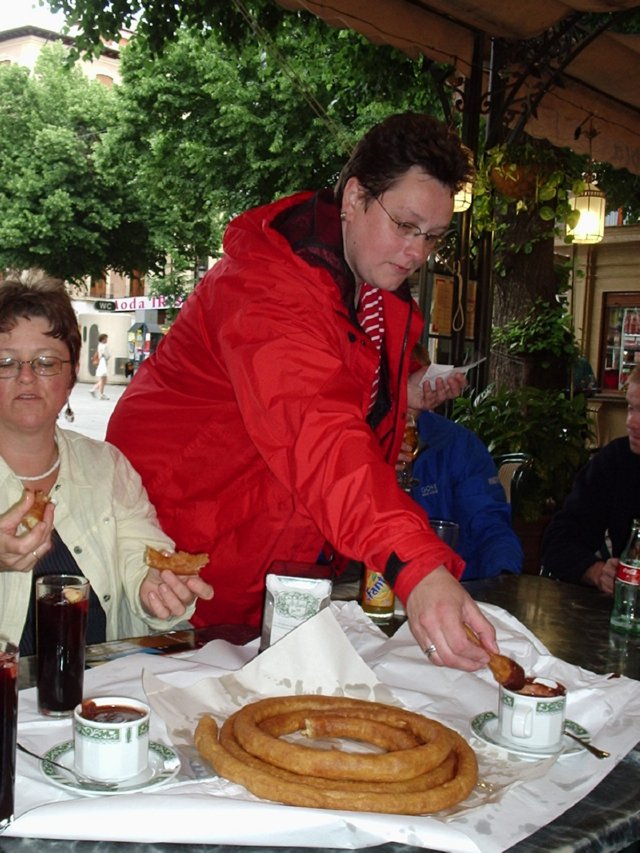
[567,120,606,244]
[567,176,606,244]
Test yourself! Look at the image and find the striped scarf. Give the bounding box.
[357,283,385,413]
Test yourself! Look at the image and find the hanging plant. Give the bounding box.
[472,140,584,237]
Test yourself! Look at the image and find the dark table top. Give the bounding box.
[4,573,640,853]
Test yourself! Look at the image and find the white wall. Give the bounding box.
[78,312,133,385]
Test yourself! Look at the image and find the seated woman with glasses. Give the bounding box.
[0,278,213,655]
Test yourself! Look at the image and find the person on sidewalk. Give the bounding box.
[90,333,110,400]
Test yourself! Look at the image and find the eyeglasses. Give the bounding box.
[0,356,71,378]
[375,196,444,250]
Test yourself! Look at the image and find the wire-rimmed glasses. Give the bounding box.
[0,356,71,378]
[375,196,444,251]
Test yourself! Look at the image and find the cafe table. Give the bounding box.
[2,573,640,853]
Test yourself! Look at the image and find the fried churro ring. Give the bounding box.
[259,710,421,751]
[194,695,478,814]
[232,695,453,781]
[235,716,455,791]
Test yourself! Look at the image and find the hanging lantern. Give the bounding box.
[567,180,606,244]
[453,180,473,212]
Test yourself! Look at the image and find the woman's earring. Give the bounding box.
[340,211,346,221]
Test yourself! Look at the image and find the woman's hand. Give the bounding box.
[0,492,54,572]
[405,567,499,671]
[139,568,214,620]
[407,368,467,411]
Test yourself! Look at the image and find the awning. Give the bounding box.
[277,0,640,174]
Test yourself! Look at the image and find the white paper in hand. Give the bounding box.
[419,357,486,388]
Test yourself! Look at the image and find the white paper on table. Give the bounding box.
[7,600,640,853]
[419,357,486,388]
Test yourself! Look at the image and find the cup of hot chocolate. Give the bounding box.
[74,696,150,781]
[497,677,567,750]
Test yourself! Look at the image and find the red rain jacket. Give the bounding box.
[106,191,463,628]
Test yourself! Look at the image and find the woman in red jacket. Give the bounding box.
[107,112,498,671]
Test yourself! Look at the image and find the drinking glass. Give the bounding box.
[0,640,19,830]
[429,519,460,549]
[36,575,89,717]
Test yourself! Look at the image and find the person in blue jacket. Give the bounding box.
[409,411,524,580]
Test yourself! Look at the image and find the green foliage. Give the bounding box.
[147,252,201,321]
[453,385,594,521]
[492,299,580,368]
[471,140,584,244]
[100,20,443,265]
[0,43,161,281]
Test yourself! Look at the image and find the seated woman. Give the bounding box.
[0,278,213,654]
[409,410,524,581]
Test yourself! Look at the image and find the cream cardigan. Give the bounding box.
[0,426,194,646]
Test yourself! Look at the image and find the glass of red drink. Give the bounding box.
[0,640,19,830]
[36,575,89,717]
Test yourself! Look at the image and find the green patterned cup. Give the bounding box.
[498,678,566,750]
[74,696,150,781]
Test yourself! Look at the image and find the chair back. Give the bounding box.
[494,452,532,504]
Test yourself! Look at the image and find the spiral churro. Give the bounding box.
[194,695,477,814]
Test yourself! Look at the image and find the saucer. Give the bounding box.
[471,712,591,759]
[41,740,180,795]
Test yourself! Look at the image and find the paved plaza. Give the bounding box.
[59,380,129,442]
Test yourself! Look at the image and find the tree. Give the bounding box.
[100,18,443,269]
[0,43,162,282]
[48,0,291,59]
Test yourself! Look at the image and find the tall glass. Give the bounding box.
[0,641,19,830]
[36,575,89,717]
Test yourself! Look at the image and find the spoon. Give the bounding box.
[563,729,610,759]
[17,742,117,791]
[464,624,526,691]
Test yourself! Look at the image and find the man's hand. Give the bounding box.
[583,558,617,595]
[405,567,498,671]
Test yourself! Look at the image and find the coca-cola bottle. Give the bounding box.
[610,519,640,635]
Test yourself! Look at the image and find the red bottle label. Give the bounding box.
[617,562,640,585]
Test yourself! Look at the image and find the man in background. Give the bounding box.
[541,366,640,592]
[410,410,524,581]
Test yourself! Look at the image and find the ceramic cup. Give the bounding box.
[73,696,150,781]
[497,678,567,750]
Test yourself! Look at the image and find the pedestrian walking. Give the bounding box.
[90,333,110,400]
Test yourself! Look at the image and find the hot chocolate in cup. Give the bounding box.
[74,696,150,782]
[497,677,567,750]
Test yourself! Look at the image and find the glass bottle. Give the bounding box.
[361,567,395,624]
[396,412,419,492]
[610,518,640,635]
